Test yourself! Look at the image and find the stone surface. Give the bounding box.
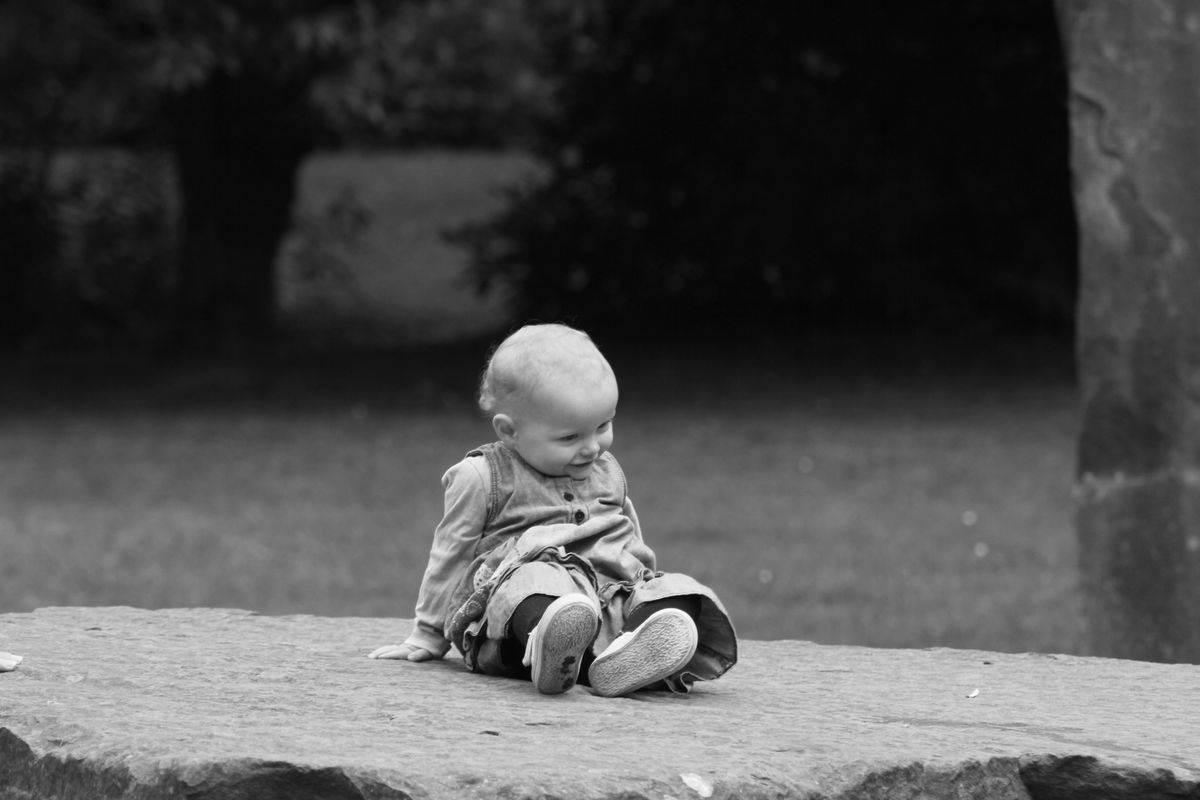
[1059,0,1200,661]
[0,607,1197,800]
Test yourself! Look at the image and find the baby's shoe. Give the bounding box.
[588,608,698,697]
[522,593,599,694]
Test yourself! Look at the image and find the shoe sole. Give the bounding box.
[531,598,599,695]
[589,609,698,697]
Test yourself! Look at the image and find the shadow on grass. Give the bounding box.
[0,325,1075,415]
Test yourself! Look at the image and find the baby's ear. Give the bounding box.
[492,413,517,444]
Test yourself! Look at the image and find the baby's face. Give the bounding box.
[507,375,618,480]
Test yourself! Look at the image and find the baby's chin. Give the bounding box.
[563,462,596,480]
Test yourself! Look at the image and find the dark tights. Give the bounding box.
[624,595,701,631]
[508,593,702,685]
[510,594,557,649]
[511,593,701,649]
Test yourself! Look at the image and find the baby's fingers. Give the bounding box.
[368,644,412,660]
[406,648,434,662]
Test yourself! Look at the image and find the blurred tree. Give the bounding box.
[0,0,118,349]
[1060,0,1200,663]
[327,0,551,148]
[0,0,394,353]
[455,0,1076,339]
[0,0,546,353]
[0,161,59,347]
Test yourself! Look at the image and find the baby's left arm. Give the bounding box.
[368,457,489,661]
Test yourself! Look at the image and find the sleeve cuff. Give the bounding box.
[405,626,453,659]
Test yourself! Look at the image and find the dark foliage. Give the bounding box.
[0,161,59,348]
[455,0,1078,340]
[0,152,177,351]
[1,0,550,353]
[326,0,552,149]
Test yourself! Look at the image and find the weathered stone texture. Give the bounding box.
[1059,0,1200,661]
[0,607,1197,799]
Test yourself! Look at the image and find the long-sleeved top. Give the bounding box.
[404,442,655,658]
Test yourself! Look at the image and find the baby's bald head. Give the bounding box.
[478,324,616,418]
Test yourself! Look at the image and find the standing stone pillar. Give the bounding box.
[1057,0,1200,662]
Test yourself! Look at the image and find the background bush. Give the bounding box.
[0,158,59,347]
[455,0,1078,340]
[0,151,177,351]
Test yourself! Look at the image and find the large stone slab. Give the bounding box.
[0,607,1196,799]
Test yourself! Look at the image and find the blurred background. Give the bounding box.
[0,0,1083,654]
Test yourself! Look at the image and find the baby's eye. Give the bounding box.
[557,434,579,443]
[597,421,612,432]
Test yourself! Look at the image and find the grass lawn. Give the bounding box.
[0,341,1081,656]
[0,151,1084,656]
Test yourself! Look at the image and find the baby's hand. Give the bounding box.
[368,643,435,662]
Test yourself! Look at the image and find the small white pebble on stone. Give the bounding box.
[0,652,22,672]
[967,688,980,699]
[680,773,713,798]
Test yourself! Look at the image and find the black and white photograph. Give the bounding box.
[0,1,1195,797]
